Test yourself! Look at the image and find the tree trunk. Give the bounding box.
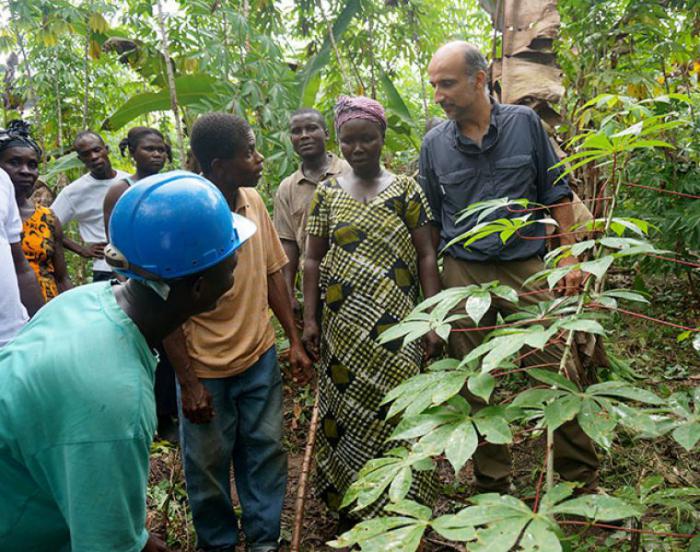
[156,0,186,169]
[83,12,90,130]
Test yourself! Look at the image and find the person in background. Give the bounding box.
[51,130,129,282]
[273,108,348,319]
[165,112,312,552]
[103,126,171,225]
[419,41,598,493]
[0,120,72,301]
[103,125,177,442]
[0,170,256,551]
[302,96,442,529]
[0,162,43,347]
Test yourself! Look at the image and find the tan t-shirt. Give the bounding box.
[273,153,348,270]
[184,187,288,378]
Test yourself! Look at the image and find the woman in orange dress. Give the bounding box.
[0,121,72,300]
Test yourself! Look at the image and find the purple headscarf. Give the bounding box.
[334,96,387,135]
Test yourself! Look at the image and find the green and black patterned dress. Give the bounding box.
[307,174,436,517]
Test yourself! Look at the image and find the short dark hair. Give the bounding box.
[190,112,251,173]
[73,130,105,148]
[289,108,327,131]
[463,45,488,78]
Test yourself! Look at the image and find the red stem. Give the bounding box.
[532,443,548,513]
[592,304,698,332]
[559,520,696,539]
[623,182,700,199]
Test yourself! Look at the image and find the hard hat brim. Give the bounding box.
[232,212,257,247]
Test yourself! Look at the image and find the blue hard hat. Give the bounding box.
[105,170,256,281]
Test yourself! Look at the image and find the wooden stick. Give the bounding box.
[291,385,321,552]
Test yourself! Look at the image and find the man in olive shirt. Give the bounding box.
[273,108,348,316]
[419,42,598,493]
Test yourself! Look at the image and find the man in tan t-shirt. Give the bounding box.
[164,113,312,552]
[273,108,348,317]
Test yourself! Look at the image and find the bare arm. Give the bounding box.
[62,235,91,257]
[162,327,213,423]
[103,181,130,240]
[280,239,301,315]
[301,235,329,360]
[268,268,313,381]
[52,218,73,293]
[410,224,444,360]
[550,198,582,295]
[410,224,441,299]
[11,241,44,316]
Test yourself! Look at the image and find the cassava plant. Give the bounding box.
[329,97,700,551]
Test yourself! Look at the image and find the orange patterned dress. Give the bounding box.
[22,206,60,301]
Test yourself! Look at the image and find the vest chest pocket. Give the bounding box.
[437,167,479,215]
[493,154,536,200]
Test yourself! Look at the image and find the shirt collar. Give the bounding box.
[451,99,501,155]
[292,153,345,186]
[235,188,251,214]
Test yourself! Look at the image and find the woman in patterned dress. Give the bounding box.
[0,121,72,301]
[302,97,443,525]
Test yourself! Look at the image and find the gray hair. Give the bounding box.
[464,46,488,79]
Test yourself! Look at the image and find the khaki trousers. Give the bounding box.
[441,255,599,491]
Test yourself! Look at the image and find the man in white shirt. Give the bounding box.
[51,131,129,282]
[0,167,43,346]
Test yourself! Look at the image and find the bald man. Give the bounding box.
[418,42,599,493]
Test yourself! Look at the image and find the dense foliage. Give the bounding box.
[1,1,698,549]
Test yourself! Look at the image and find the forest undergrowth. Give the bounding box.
[145,271,700,552]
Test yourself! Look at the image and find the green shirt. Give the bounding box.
[0,283,157,552]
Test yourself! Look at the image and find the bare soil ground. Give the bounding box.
[147,273,699,551]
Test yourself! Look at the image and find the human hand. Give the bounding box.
[289,341,314,385]
[180,381,214,424]
[423,330,444,363]
[556,256,583,296]
[301,321,320,362]
[142,532,170,552]
[85,242,107,259]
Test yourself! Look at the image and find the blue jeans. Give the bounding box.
[179,346,287,550]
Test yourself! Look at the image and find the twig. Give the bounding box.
[291,385,321,552]
[558,520,697,539]
[532,445,549,513]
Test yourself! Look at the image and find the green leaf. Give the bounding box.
[560,318,606,335]
[388,466,412,502]
[467,373,496,403]
[518,518,562,552]
[328,515,425,551]
[672,422,700,451]
[527,368,579,393]
[474,407,513,444]
[482,334,528,372]
[544,395,582,431]
[432,513,478,541]
[577,398,617,449]
[587,381,664,404]
[579,256,614,279]
[102,74,221,130]
[551,494,642,521]
[445,421,479,474]
[466,290,492,325]
[602,289,649,304]
[297,0,361,106]
[385,499,433,521]
[492,285,519,304]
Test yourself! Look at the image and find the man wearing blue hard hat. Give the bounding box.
[0,171,256,552]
